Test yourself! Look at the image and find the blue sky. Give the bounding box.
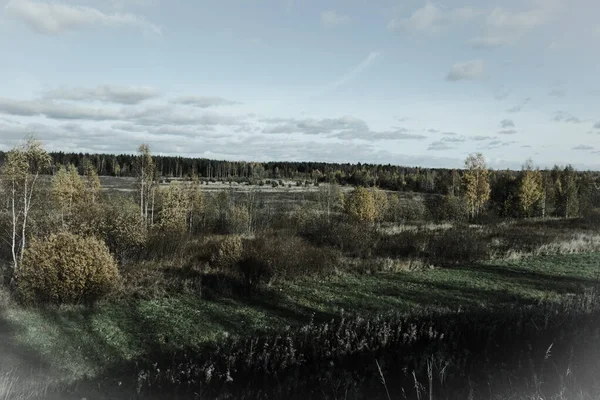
[0,0,599,169]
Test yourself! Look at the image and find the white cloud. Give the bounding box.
[43,85,160,104]
[388,3,480,34]
[573,145,594,151]
[507,97,531,113]
[553,111,582,124]
[548,89,566,98]
[170,96,240,108]
[471,135,495,141]
[500,119,515,128]
[469,2,561,48]
[389,1,560,48]
[428,140,454,151]
[446,60,485,81]
[498,129,517,135]
[0,97,123,120]
[4,0,161,35]
[321,10,351,27]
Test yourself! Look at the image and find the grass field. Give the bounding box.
[2,251,599,398]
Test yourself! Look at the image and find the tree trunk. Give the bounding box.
[10,179,18,272]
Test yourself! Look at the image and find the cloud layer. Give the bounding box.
[4,0,161,35]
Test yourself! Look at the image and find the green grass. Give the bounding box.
[1,252,599,386]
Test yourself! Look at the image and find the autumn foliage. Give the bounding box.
[16,232,120,304]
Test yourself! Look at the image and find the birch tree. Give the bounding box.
[517,159,543,217]
[0,137,51,273]
[136,144,155,223]
[463,153,491,218]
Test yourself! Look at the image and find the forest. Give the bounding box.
[1,137,600,400]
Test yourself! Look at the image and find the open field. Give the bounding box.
[1,252,600,399]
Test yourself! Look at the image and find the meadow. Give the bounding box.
[2,143,600,400]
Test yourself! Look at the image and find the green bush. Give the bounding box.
[387,194,427,222]
[17,232,120,304]
[427,227,489,267]
[242,232,338,282]
[426,194,469,223]
[301,217,380,258]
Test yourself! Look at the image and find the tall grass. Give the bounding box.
[62,290,600,400]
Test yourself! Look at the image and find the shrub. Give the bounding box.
[210,236,243,271]
[224,206,250,234]
[344,187,376,223]
[387,194,427,222]
[427,227,489,267]
[103,197,147,263]
[371,188,388,222]
[426,194,469,223]
[300,217,379,258]
[17,232,120,305]
[238,232,339,288]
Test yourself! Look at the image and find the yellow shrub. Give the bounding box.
[17,232,120,304]
[344,187,377,223]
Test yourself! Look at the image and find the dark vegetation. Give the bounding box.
[1,139,600,399]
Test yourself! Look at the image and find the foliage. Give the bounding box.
[427,227,489,267]
[344,186,377,223]
[517,160,543,217]
[156,182,189,233]
[225,205,250,234]
[16,232,120,304]
[554,165,579,218]
[426,194,469,222]
[0,137,52,273]
[463,153,491,218]
[370,187,388,222]
[386,194,426,222]
[103,196,148,263]
[52,163,84,225]
[209,236,243,271]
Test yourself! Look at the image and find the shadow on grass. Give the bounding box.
[2,253,599,399]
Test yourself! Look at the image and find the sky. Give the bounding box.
[0,0,599,169]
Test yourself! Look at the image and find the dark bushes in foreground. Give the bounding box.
[68,292,600,400]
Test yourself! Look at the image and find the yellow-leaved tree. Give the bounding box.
[344,186,376,223]
[518,159,543,217]
[462,153,491,219]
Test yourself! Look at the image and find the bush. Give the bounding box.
[17,232,120,305]
[103,198,147,263]
[235,232,339,293]
[300,217,379,258]
[426,194,468,223]
[224,206,250,234]
[210,236,243,271]
[344,187,376,223]
[387,194,427,222]
[427,227,489,267]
